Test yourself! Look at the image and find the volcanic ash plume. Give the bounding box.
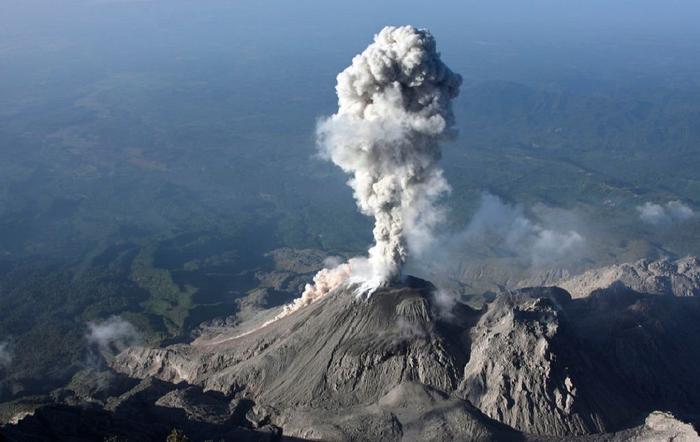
[283,262,352,315]
[316,26,462,291]
[263,26,461,324]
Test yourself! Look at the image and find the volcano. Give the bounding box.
[112,277,515,440]
[108,275,700,440]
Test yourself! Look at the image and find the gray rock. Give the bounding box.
[548,256,700,298]
[155,386,239,425]
[0,376,280,441]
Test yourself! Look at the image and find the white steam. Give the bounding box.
[0,340,13,369]
[637,201,694,225]
[286,261,353,315]
[86,316,140,354]
[408,193,585,273]
[232,259,359,339]
[315,25,461,293]
[431,288,458,320]
[455,193,584,265]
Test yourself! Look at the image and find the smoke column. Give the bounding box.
[262,26,461,326]
[317,25,461,291]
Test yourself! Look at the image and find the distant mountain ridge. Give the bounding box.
[521,256,700,298]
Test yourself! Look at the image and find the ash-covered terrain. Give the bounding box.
[111,273,700,440]
[4,267,700,441]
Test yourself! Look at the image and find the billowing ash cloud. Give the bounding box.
[86,316,140,354]
[407,193,585,274]
[244,258,364,331]
[637,201,694,225]
[286,261,353,314]
[315,25,461,293]
[463,194,584,266]
[252,26,460,326]
[0,340,13,369]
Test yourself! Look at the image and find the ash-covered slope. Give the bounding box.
[112,276,700,440]
[115,277,475,402]
[114,277,519,440]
